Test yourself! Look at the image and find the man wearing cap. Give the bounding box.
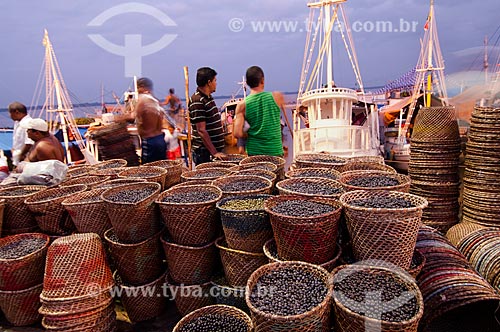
[22,118,65,163]
[8,102,34,167]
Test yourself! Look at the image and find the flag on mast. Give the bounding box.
[423,10,431,31]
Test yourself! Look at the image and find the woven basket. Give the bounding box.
[347,155,385,164]
[196,161,238,170]
[276,177,345,199]
[89,166,127,179]
[117,271,168,323]
[285,167,341,181]
[167,277,215,317]
[61,189,111,237]
[0,283,42,326]
[295,153,347,171]
[339,171,411,193]
[104,228,165,286]
[41,233,114,301]
[118,166,168,190]
[216,238,268,287]
[0,185,47,232]
[341,161,396,174]
[340,190,428,270]
[144,159,184,188]
[215,154,247,164]
[263,239,343,273]
[210,278,249,314]
[94,178,146,190]
[246,261,333,332]
[156,185,222,246]
[265,195,342,264]
[235,169,277,184]
[173,304,253,332]
[67,165,94,178]
[240,155,286,180]
[161,235,220,285]
[24,184,88,235]
[331,264,424,332]
[212,175,273,200]
[2,225,41,236]
[446,222,487,247]
[59,175,111,189]
[0,233,49,291]
[407,249,426,279]
[217,194,273,252]
[101,182,162,243]
[411,106,460,142]
[93,159,128,170]
[38,288,113,317]
[181,168,233,183]
[230,162,278,173]
[41,300,114,330]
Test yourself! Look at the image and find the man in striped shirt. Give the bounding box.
[188,67,226,165]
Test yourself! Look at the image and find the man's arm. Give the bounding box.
[272,91,285,109]
[19,144,33,162]
[233,101,246,139]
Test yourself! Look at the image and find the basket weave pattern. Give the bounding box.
[276,177,345,199]
[240,155,286,180]
[156,185,222,246]
[118,166,168,190]
[0,233,50,291]
[104,229,165,286]
[285,167,341,180]
[212,175,273,199]
[246,261,333,332]
[101,182,162,243]
[25,184,88,235]
[117,271,168,323]
[217,195,273,252]
[62,189,111,237]
[265,195,342,264]
[340,190,428,270]
[331,264,424,332]
[173,304,253,332]
[341,161,396,174]
[60,175,110,189]
[144,159,183,188]
[167,278,215,317]
[0,283,43,326]
[0,185,46,232]
[216,238,268,287]
[445,222,486,247]
[161,236,219,285]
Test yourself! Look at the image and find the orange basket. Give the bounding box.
[0,185,47,233]
[144,159,183,188]
[0,283,42,326]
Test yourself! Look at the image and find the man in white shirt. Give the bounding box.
[8,102,33,167]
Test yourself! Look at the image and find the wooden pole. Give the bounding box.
[183,66,193,170]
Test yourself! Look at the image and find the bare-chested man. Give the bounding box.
[125,78,166,164]
[22,118,65,163]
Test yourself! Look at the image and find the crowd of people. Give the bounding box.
[4,65,288,174]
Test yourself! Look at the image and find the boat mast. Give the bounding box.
[400,0,448,142]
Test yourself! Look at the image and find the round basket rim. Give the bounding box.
[216,194,272,213]
[61,188,106,207]
[24,184,88,205]
[339,190,428,212]
[160,234,220,250]
[212,175,273,194]
[144,159,183,168]
[181,168,233,181]
[295,153,347,165]
[40,286,113,303]
[339,171,410,191]
[104,227,163,248]
[116,270,166,290]
[155,184,222,206]
[263,238,342,267]
[92,159,128,170]
[117,165,168,177]
[229,162,278,173]
[285,167,341,179]
[0,282,43,295]
[215,238,266,257]
[173,304,253,331]
[0,233,49,262]
[0,185,48,199]
[331,264,424,327]
[276,177,344,198]
[264,194,342,222]
[101,182,161,206]
[245,261,332,321]
[240,155,286,167]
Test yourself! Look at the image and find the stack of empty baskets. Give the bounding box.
[101,181,167,323]
[39,233,116,331]
[0,186,47,235]
[87,123,139,166]
[157,184,223,316]
[408,106,462,232]
[462,106,500,227]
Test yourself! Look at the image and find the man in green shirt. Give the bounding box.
[233,66,284,156]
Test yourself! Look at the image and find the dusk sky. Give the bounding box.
[1,0,499,108]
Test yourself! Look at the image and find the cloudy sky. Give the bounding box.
[0,0,498,108]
